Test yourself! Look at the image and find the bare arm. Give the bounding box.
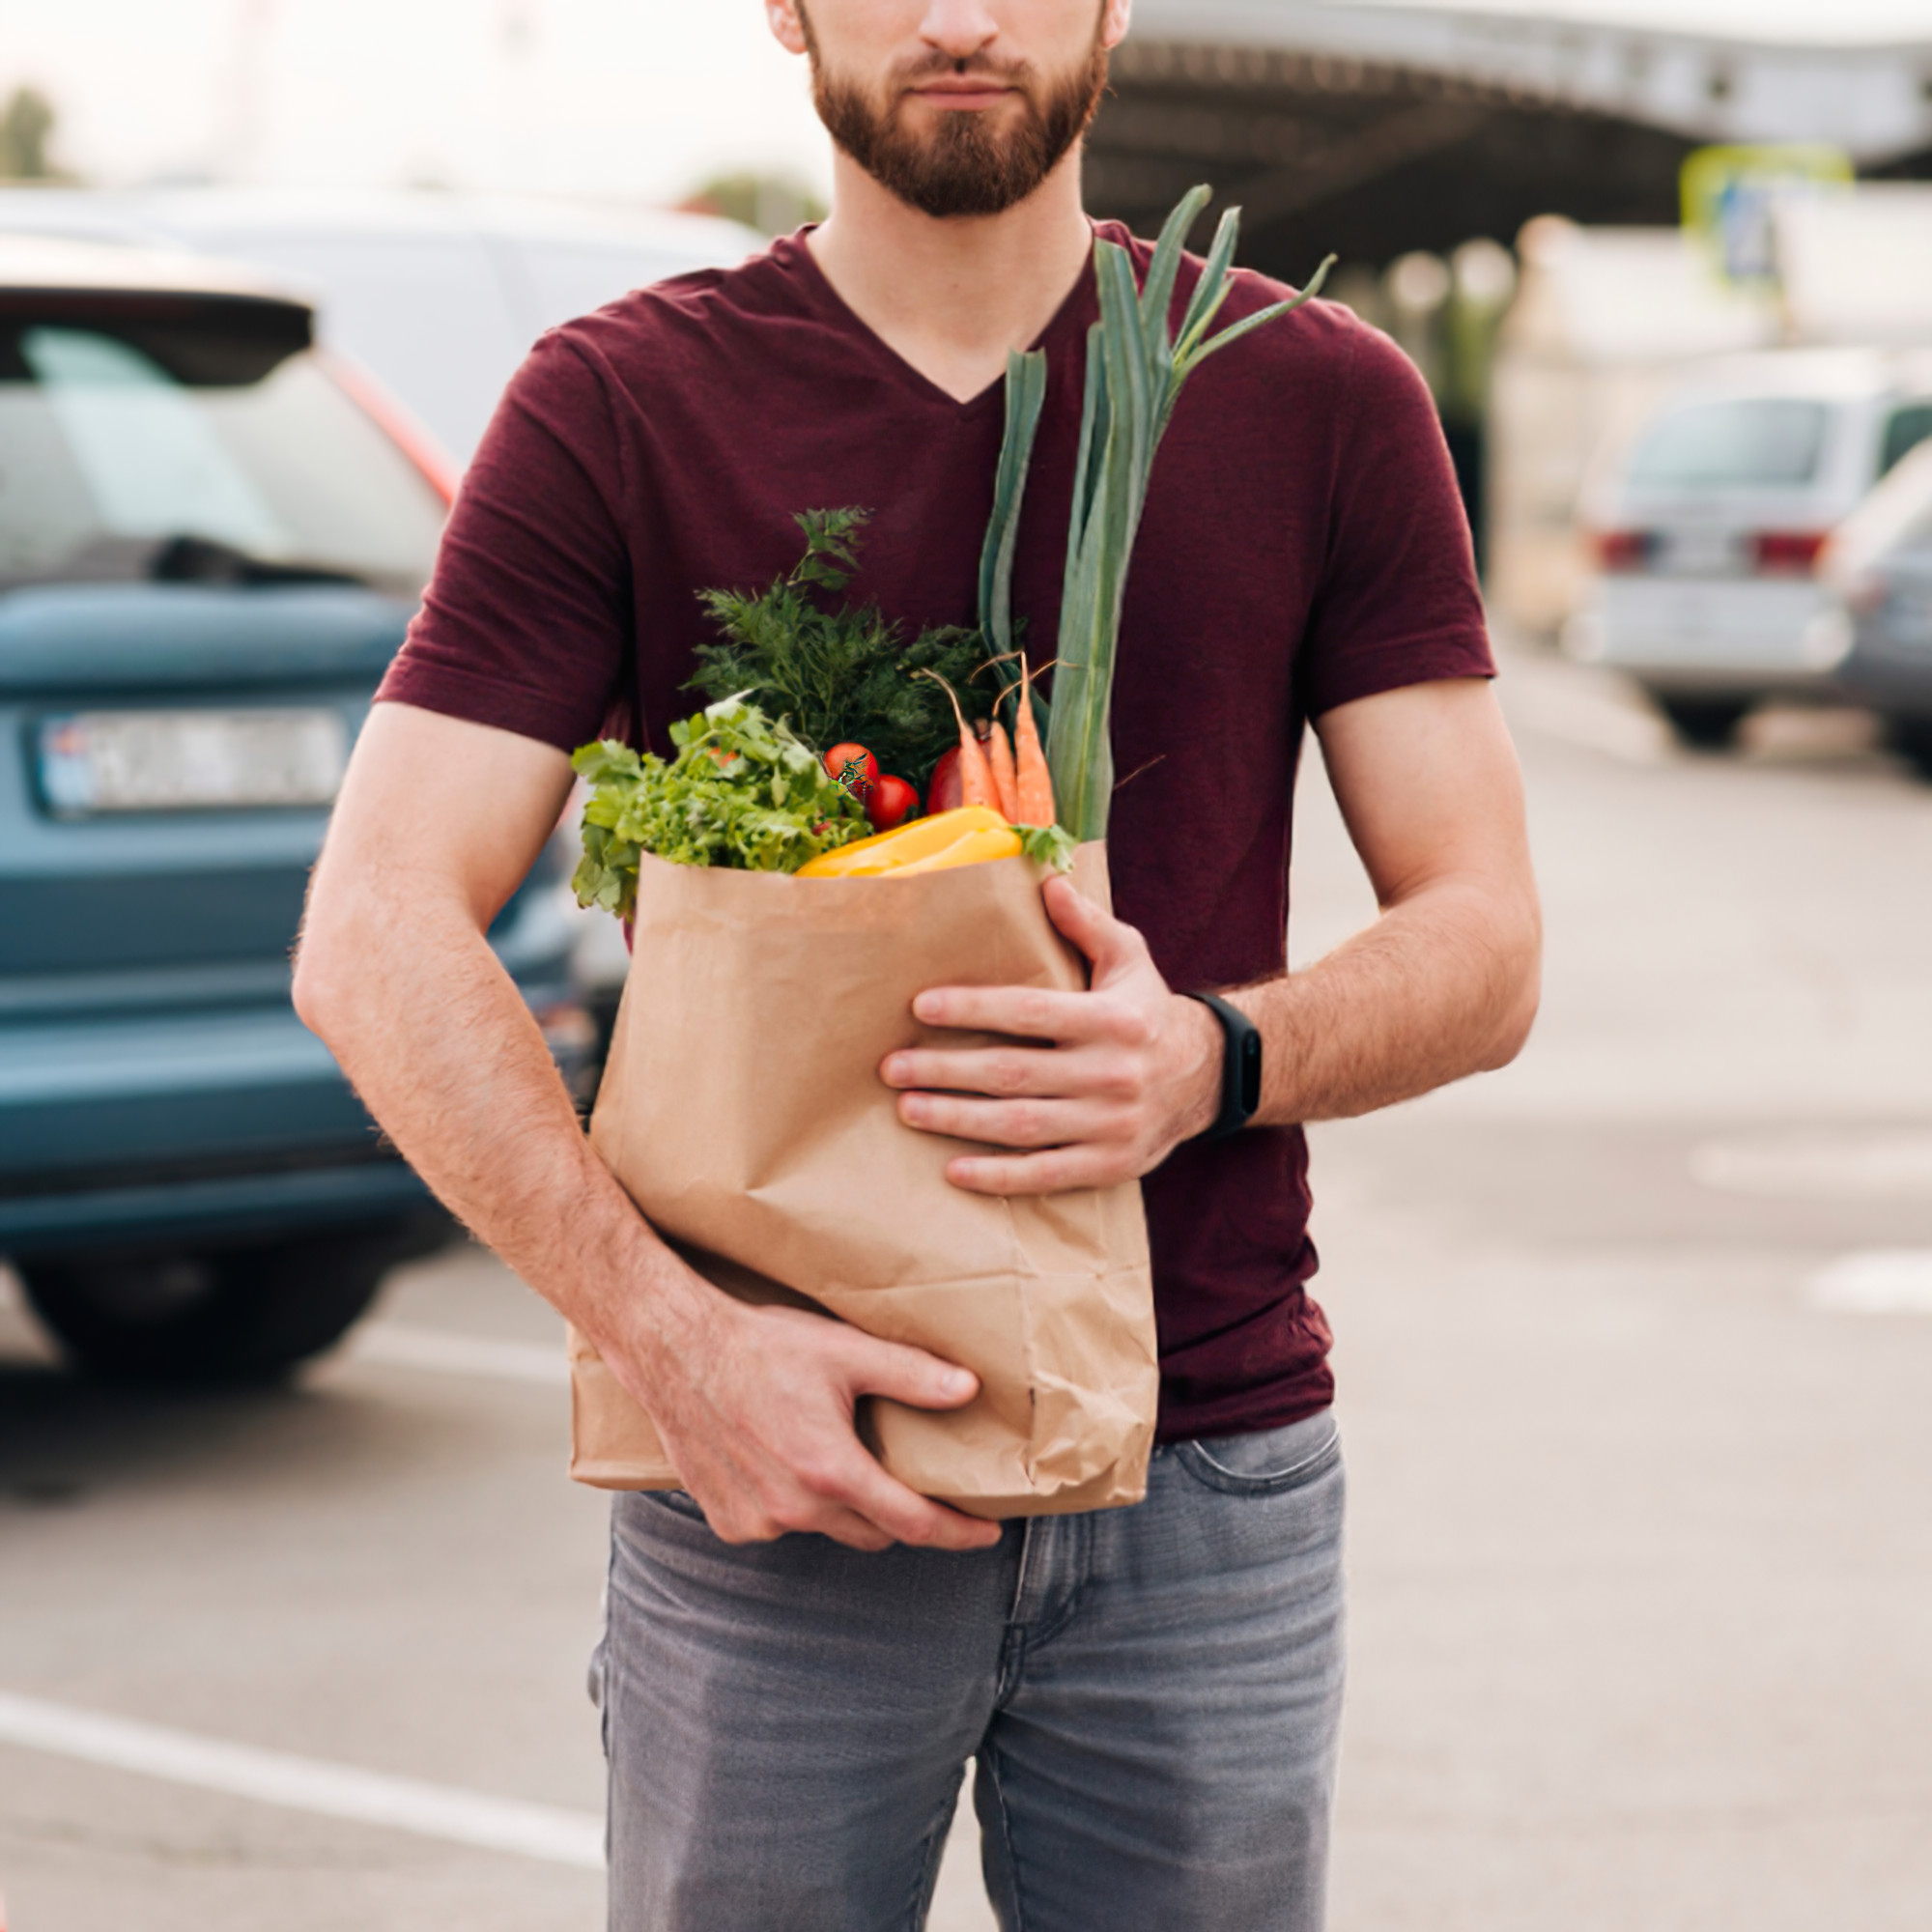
[886,676,1541,1189]
[295,702,999,1552]
[1240,674,1541,1125]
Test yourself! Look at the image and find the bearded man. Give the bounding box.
[296,3,1541,1926]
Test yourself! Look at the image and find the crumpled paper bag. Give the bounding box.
[569,842,1158,1519]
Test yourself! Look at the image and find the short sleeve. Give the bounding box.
[1295,324,1495,719]
[376,331,633,751]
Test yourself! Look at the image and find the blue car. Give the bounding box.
[0,234,586,1382]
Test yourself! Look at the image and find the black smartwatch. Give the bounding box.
[1185,993,1263,1141]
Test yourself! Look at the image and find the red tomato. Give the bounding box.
[925,747,963,816]
[867,775,920,831]
[824,743,877,801]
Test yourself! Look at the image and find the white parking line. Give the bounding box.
[347,1323,570,1386]
[1806,1250,1932,1315]
[0,1691,602,1869]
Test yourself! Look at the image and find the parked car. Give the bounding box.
[0,189,756,1035]
[1825,438,1932,774]
[1564,348,1932,745]
[0,185,758,462]
[0,233,590,1384]
[0,188,757,1082]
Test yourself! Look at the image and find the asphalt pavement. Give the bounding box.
[2,639,1929,1928]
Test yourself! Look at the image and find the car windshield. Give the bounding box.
[0,314,446,597]
[1629,398,1831,491]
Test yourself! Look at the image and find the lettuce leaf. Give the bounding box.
[571,697,868,920]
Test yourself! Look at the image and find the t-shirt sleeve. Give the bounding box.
[1295,321,1495,720]
[376,330,633,751]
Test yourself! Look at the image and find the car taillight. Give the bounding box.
[1592,529,1655,573]
[1751,530,1827,575]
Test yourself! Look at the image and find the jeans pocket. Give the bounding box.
[1175,1413,1342,1498]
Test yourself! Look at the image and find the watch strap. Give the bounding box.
[1185,992,1263,1141]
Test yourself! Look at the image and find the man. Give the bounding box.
[296,1,1541,1924]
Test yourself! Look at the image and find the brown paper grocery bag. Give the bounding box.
[568,842,1158,1520]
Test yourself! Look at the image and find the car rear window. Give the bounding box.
[1628,398,1831,491]
[0,310,447,598]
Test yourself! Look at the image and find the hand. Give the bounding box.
[620,1273,1005,1553]
[881,875,1225,1196]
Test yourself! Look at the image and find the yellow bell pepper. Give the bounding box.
[797,805,1020,879]
[880,822,1023,874]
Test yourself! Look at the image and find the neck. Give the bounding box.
[808,151,1094,405]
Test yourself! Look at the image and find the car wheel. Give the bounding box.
[1655,696,1751,748]
[19,1225,436,1386]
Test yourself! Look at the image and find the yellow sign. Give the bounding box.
[1682,145,1854,287]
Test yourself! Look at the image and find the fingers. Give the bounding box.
[836,1328,980,1412]
[883,1039,1145,1103]
[834,1461,1005,1551]
[704,1437,1001,1553]
[942,1145,1127,1197]
[652,1299,1006,1558]
[909,981,1086,1040]
[905,982,1152,1045]
[897,1090,1123,1150]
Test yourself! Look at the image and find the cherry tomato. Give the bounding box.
[867,775,920,831]
[823,742,878,803]
[925,747,963,816]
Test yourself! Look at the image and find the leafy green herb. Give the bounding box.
[688,512,1003,794]
[1014,822,1077,873]
[571,696,867,917]
[1046,188,1335,841]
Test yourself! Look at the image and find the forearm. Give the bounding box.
[294,883,714,1385]
[1231,872,1541,1126]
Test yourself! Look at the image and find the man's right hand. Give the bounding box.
[611,1269,1005,1553]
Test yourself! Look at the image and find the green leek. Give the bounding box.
[1044,187,1335,841]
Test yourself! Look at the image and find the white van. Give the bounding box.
[1564,349,1932,745]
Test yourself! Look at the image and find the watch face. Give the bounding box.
[1237,1029,1264,1119]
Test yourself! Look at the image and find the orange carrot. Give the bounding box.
[956,722,999,810]
[980,719,1021,822]
[921,670,999,810]
[1012,657,1056,827]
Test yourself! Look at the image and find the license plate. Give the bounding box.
[1660,529,1742,577]
[37,709,350,815]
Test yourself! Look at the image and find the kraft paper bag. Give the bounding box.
[569,842,1158,1520]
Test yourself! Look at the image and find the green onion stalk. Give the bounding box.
[1044,186,1336,842]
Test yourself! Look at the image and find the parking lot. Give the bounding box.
[3,639,1931,1929]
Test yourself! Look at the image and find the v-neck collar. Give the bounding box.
[773,222,1100,416]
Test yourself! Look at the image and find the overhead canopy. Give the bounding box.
[1091,1,1932,275]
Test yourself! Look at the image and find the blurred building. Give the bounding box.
[1092,1,1932,282]
[1089,4,1932,626]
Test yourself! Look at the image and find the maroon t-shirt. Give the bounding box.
[380,223,1494,1442]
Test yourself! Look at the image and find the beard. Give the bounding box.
[802,12,1110,219]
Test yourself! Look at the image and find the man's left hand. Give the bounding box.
[881,876,1226,1197]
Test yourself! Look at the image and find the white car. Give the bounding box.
[0,185,759,464]
[1565,349,1932,745]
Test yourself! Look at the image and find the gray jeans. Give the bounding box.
[592,1409,1346,1932]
